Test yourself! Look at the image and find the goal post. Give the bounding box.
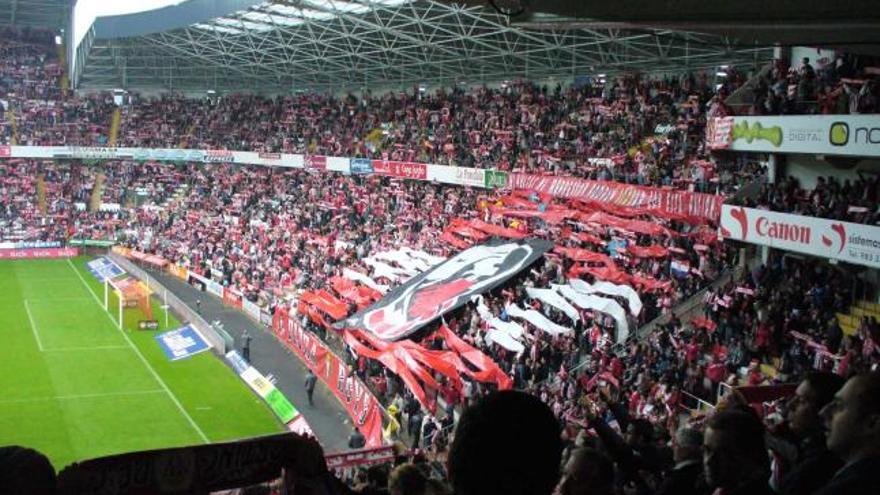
[104,276,154,330]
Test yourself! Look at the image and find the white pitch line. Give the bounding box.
[66,258,210,443]
[23,299,44,352]
[44,345,130,352]
[0,389,165,405]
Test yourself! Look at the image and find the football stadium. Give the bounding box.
[0,1,879,493]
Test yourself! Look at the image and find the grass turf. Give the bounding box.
[0,256,283,471]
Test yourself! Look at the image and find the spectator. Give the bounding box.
[0,446,56,495]
[348,427,367,450]
[703,409,773,495]
[388,464,427,495]
[556,448,614,495]
[770,372,844,495]
[816,372,880,494]
[448,390,563,495]
[305,369,318,407]
[655,427,703,495]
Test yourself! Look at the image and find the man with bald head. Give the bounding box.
[815,372,880,494]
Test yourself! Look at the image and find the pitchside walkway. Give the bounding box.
[145,267,353,453]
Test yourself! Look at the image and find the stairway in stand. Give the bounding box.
[837,300,880,336]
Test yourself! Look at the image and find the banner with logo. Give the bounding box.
[508,174,722,223]
[155,324,212,361]
[206,279,225,298]
[0,247,78,259]
[68,238,116,247]
[350,158,373,174]
[0,240,61,249]
[203,150,236,163]
[225,350,304,426]
[304,155,327,170]
[427,164,485,187]
[720,205,880,268]
[223,287,243,310]
[485,169,509,189]
[326,156,349,174]
[715,115,880,157]
[52,147,135,160]
[272,310,384,448]
[371,160,427,180]
[336,239,553,341]
[86,257,126,282]
[167,264,189,281]
[243,298,263,322]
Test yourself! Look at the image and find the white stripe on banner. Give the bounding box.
[568,279,643,316]
[554,284,629,344]
[505,303,572,336]
[525,287,580,322]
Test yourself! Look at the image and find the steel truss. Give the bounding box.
[76,0,771,92]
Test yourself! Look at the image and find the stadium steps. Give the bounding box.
[722,63,773,115]
[108,108,122,147]
[179,123,196,148]
[5,109,19,145]
[835,301,880,336]
[89,170,105,212]
[36,174,47,215]
[56,41,69,92]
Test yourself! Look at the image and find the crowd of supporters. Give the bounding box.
[2,28,880,495]
[736,174,880,225]
[745,55,880,115]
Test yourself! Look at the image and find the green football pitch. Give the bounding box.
[0,256,283,471]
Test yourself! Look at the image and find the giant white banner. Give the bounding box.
[720,205,880,268]
[718,115,880,157]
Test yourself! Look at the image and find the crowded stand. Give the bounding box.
[736,174,880,225]
[741,55,880,115]
[2,27,880,495]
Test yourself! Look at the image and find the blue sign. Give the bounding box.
[155,324,211,361]
[350,158,373,175]
[86,257,126,281]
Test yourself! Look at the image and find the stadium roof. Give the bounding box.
[73,0,772,93]
[0,0,69,30]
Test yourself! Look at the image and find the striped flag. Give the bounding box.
[706,117,734,150]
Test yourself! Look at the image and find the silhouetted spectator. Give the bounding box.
[815,372,880,494]
[703,409,773,495]
[448,390,562,495]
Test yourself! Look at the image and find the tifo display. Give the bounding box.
[1,23,879,495]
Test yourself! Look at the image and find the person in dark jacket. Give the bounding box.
[703,409,774,495]
[348,427,366,449]
[656,427,703,495]
[771,372,844,495]
[815,372,880,495]
[304,369,318,406]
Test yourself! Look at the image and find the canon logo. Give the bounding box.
[756,217,811,244]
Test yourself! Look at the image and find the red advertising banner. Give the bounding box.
[0,247,78,259]
[304,155,327,170]
[371,160,427,180]
[0,145,10,157]
[272,307,383,448]
[325,446,396,469]
[508,174,722,224]
[223,287,243,310]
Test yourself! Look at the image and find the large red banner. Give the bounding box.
[508,174,722,223]
[371,160,427,180]
[0,247,78,259]
[272,308,383,448]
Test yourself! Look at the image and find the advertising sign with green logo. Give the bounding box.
[69,239,117,247]
[724,116,880,157]
[485,170,508,189]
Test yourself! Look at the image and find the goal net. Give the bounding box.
[104,276,153,329]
